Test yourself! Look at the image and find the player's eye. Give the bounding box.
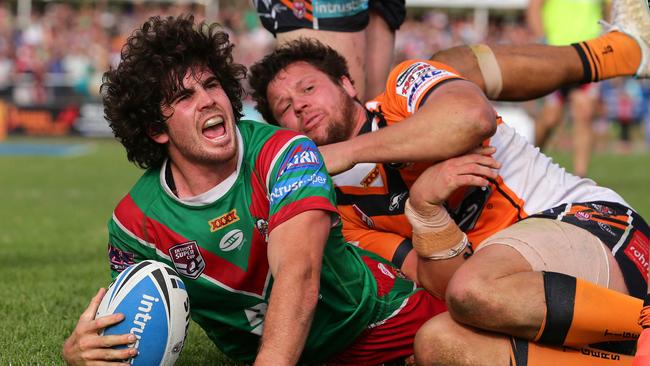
[304,85,314,93]
[281,103,291,115]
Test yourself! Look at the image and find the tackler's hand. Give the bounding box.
[409,146,500,210]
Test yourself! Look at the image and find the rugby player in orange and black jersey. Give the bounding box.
[332,59,649,299]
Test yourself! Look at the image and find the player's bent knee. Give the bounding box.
[445,273,501,327]
[414,314,464,366]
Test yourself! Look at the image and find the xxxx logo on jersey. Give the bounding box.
[209,209,240,232]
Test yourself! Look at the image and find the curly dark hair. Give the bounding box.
[248,38,351,126]
[102,14,247,169]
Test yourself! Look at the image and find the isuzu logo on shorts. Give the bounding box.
[169,241,206,279]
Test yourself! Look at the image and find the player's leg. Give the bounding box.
[414,312,634,365]
[365,11,395,100]
[534,93,564,150]
[430,0,649,101]
[444,218,643,348]
[568,85,599,177]
[364,0,405,100]
[276,28,368,100]
[254,0,371,100]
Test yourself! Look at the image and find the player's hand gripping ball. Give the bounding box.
[96,260,190,365]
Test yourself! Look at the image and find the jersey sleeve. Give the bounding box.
[264,136,339,233]
[106,198,158,279]
[339,205,413,269]
[377,59,466,120]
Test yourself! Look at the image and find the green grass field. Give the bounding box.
[0,136,648,364]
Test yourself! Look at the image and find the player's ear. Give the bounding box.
[340,76,358,99]
[150,131,169,144]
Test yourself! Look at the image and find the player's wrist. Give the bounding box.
[405,199,467,260]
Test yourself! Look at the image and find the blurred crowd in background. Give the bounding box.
[0,0,649,152]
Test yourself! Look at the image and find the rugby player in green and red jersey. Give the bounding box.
[61,15,447,365]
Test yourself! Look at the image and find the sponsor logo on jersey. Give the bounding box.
[219,229,245,252]
[255,218,269,242]
[352,204,375,228]
[169,241,206,280]
[108,244,135,272]
[395,62,456,113]
[270,172,329,203]
[360,166,381,187]
[278,142,321,177]
[209,209,240,232]
[575,211,592,221]
[624,231,649,281]
[388,191,408,212]
[597,221,617,236]
[312,0,368,18]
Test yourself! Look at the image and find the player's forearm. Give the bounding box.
[334,83,496,165]
[255,267,320,365]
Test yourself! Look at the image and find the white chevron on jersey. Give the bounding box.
[489,122,630,215]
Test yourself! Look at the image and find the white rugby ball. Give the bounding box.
[97,260,190,366]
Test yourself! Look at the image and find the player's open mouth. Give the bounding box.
[202,116,226,139]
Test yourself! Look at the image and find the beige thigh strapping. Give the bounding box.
[476,218,611,288]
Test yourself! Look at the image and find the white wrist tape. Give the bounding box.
[405,199,469,260]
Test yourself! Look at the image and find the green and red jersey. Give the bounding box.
[106,120,419,363]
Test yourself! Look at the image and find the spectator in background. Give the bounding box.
[528,0,609,177]
[253,0,405,102]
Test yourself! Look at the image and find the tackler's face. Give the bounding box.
[154,66,238,167]
[266,61,359,146]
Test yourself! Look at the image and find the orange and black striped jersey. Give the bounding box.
[332,59,628,269]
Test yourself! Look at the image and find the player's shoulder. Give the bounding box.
[238,120,317,175]
[113,168,163,218]
[238,120,306,152]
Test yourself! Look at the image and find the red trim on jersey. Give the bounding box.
[254,128,303,185]
[268,197,338,233]
[114,194,271,297]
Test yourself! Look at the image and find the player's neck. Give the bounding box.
[166,154,238,199]
[350,101,368,137]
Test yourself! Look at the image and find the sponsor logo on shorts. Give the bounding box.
[624,231,650,281]
[209,209,240,232]
[291,0,306,18]
[378,263,395,279]
[360,166,380,187]
[270,172,330,203]
[169,241,206,279]
[312,0,368,18]
[575,211,592,221]
[352,204,375,228]
[591,203,614,217]
[597,221,617,236]
[108,244,135,272]
[278,142,321,177]
[219,229,245,252]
